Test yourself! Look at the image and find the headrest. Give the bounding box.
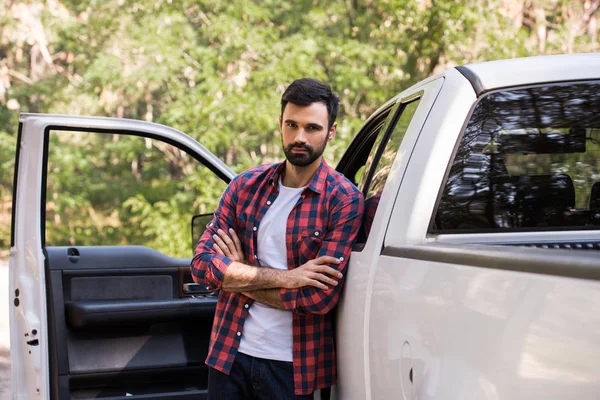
[493,174,575,227]
[590,182,600,211]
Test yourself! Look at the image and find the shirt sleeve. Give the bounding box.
[190,175,241,290]
[280,190,365,315]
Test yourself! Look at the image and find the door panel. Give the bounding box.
[46,247,215,399]
[11,114,234,399]
[369,247,600,399]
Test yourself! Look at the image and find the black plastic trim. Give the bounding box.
[46,246,189,271]
[503,241,600,250]
[10,123,23,246]
[183,283,216,296]
[382,243,600,281]
[65,297,217,329]
[41,127,49,248]
[45,265,65,399]
[335,103,395,184]
[455,66,485,96]
[68,365,209,400]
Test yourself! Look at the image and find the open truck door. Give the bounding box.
[9,114,235,399]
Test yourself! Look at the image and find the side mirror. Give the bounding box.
[191,213,214,254]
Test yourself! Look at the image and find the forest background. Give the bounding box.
[0,0,599,258]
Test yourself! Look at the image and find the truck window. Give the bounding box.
[45,130,227,257]
[353,109,393,189]
[360,99,420,241]
[433,81,600,232]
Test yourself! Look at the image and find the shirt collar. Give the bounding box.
[268,158,328,195]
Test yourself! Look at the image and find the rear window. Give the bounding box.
[434,81,600,232]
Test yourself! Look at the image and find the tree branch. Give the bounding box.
[7,69,33,84]
[577,0,600,35]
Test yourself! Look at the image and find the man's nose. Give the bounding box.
[295,128,308,143]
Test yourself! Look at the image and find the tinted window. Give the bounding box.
[355,108,395,192]
[361,99,420,240]
[434,81,600,232]
[45,130,227,257]
[365,100,420,199]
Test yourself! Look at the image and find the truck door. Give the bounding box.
[334,76,445,400]
[9,114,235,400]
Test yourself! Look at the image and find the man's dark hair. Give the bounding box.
[281,78,340,130]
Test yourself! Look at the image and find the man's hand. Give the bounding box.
[212,228,245,263]
[285,256,343,290]
[212,228,342,291]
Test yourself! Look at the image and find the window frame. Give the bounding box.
[361,92,423,198]
[41,125,232,248]
[335,101,396,187]
[10,123,23,247]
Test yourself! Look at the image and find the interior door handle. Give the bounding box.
[183,283,216,296]
[67,248,80,263]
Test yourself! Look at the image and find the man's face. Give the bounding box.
[280,102,336,167]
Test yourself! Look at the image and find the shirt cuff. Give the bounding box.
[205,255,233,290]
[280,287,298,312]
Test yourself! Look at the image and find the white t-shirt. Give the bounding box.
[237,179,304,362]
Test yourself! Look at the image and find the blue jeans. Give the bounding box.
[207,352,314,400]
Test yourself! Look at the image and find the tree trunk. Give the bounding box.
[534,3,547,53]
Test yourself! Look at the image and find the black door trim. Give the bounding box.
[10,122,23,246]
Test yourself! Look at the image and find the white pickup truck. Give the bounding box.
[9,53,600,399]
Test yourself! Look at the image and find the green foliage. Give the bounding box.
[44,130,226,256]
[0,0,598,256]
[0,128,16,250]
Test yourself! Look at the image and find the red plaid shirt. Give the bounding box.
[191,159,364,395]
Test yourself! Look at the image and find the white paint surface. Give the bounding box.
[0,259,12,399]
[0,261,9,350]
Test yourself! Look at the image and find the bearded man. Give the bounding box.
[191,78,364,399]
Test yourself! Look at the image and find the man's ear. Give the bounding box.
[328,122,337,141]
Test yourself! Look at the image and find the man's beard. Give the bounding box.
[282,137,327,167]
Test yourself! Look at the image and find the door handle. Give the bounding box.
[67,248,80,263]
[183,283,216,296]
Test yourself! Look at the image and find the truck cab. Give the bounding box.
[335,53,600,399]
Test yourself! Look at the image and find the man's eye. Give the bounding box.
[307,125,320,131]
[286,122,297,128]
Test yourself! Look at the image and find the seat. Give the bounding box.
[492,174,575,228]
[589,182,600,212]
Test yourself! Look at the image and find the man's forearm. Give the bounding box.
[222,261,288,292]
[242,289,285,310]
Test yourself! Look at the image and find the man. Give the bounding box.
[191,78,364,399]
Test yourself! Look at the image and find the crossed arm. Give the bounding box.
[190,176,364,314]
[210,228,341,309]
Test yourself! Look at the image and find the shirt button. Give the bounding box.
[339,257,344,261]
[244,304,249,309]
[206,286,210,290]
[237,332,242,337]
[254,254,258,259]
[253,226,258,231]
[315,231,320,236]
[267,201,272,205]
